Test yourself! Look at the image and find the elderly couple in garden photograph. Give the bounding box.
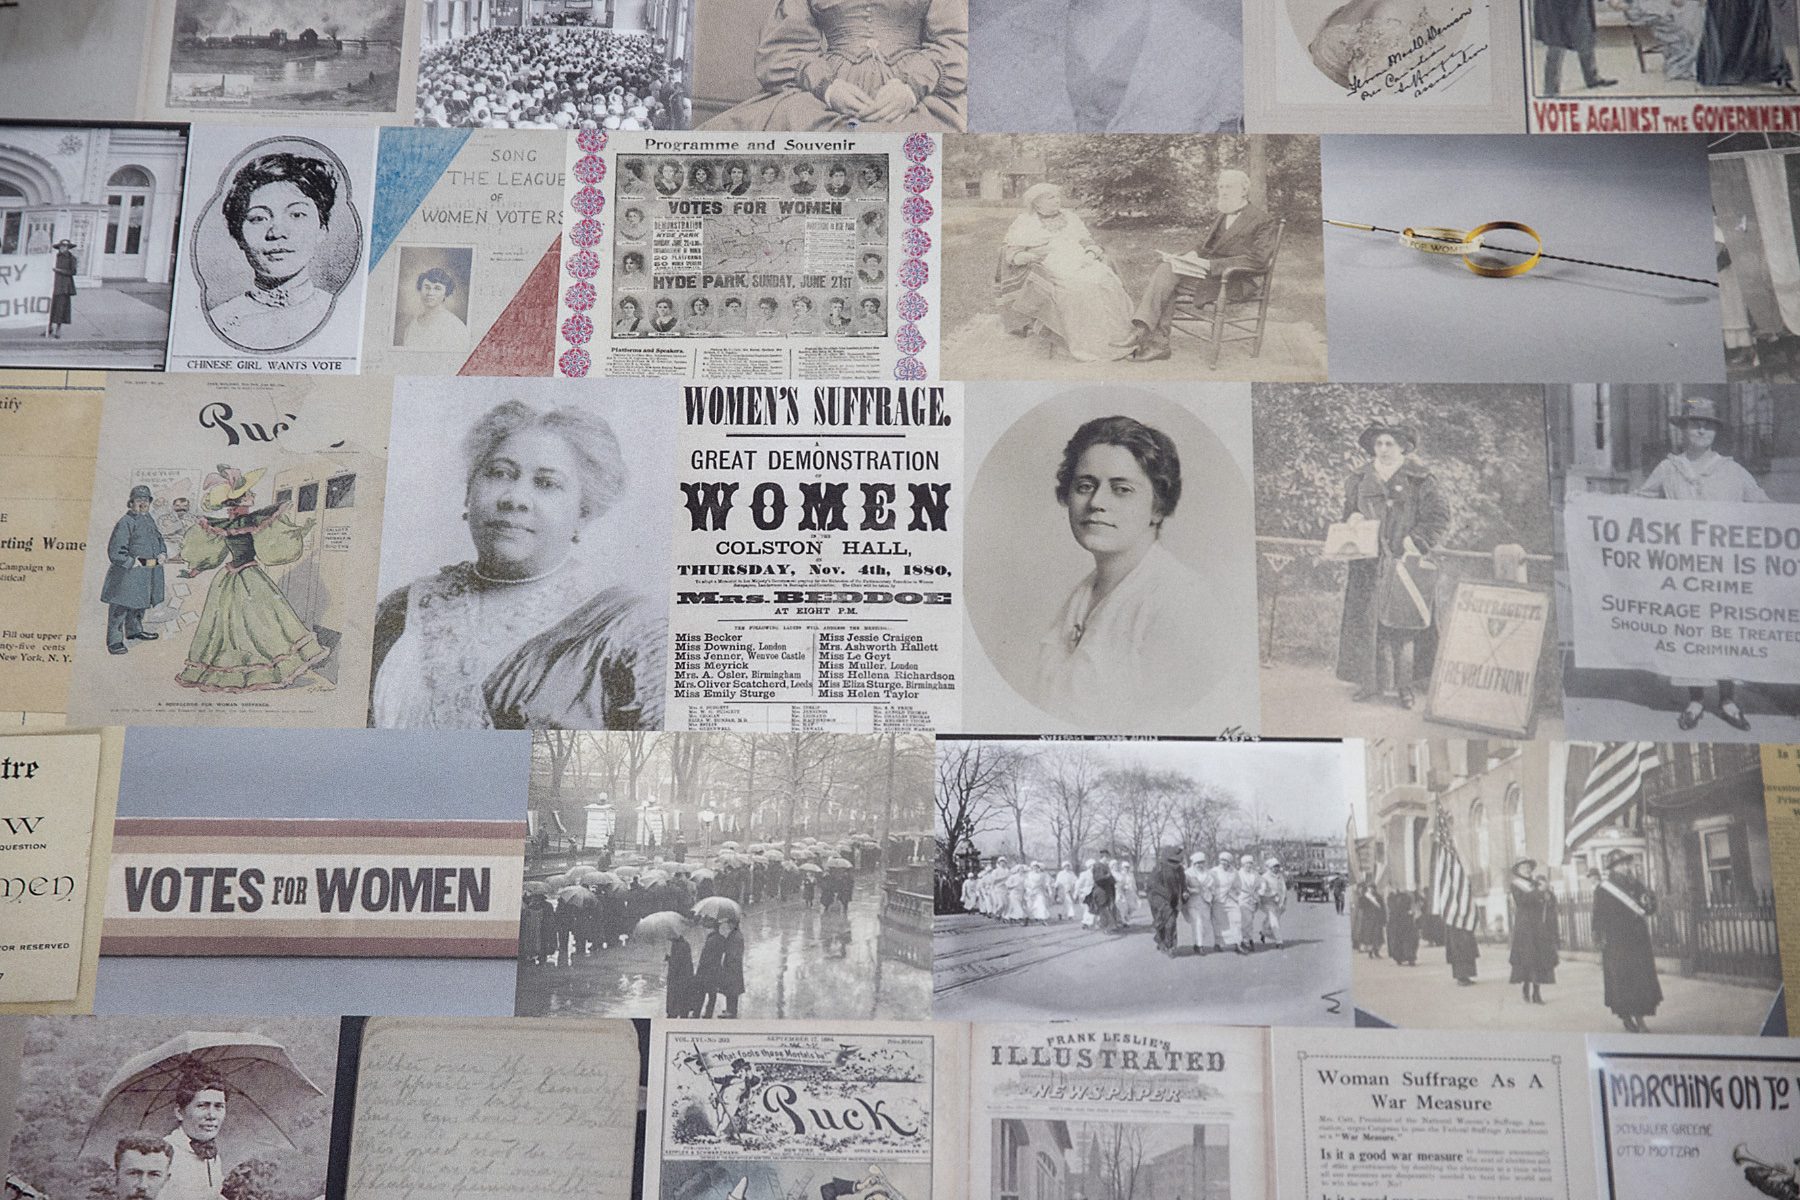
[997,168,1279,363]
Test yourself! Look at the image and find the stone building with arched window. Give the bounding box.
[0,124,187,289]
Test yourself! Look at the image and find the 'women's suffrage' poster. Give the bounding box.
[65,375,390,728]
[167,125,377,373]
[669,382,963,732]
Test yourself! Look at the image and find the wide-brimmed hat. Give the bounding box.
[1604,850,1631,869]
[52,238,77,250]
[1358,420,1417,455]
[201,464,265,510]
[1161,845,1183,863]
[1668,396,1725,429]
[1512,857,1537,877]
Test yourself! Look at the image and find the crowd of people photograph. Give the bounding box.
[416,24,687,130]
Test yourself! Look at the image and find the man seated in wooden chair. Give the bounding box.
[1127,169,1279,361]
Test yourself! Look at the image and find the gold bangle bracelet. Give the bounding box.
[1399,226,1481,255]
[1463,220,1543,278]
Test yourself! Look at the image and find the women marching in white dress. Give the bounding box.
[1024,863,1052,924]
[960,872,980,913]
[1184,851,1216,952]
[1076,860,1097,927]
[1003,867,1028,923]
[1113,858,1139,926]
[1054,863,1079,921]
[1207,851,1240,949]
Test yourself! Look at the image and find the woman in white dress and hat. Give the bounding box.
[1634,396,1770,732]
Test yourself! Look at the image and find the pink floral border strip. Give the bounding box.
[557,128,610,378]
[895,133,936,381]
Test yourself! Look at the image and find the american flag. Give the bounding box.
[1566,743,1659,851]
[1431,814,1478,933]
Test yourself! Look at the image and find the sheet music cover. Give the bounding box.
[361,127,565,378]
[969,1022,1271,1200]
[554,130,944,381]
[1586,1034,1800,1200]
[643,1020,963,1200]
[65,375,390,728]
[670,382,963,732]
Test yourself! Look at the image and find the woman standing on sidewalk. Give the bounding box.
[1508,860,1560,1006]
[45,238,77,339]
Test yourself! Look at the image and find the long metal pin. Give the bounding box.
[1323,219,1719,288]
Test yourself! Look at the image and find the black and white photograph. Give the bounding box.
[0,122,189,372]
[5,1015,338,1200]
[1253,384,1562,741]
[390,243,473,352]
[969,0,1243,133]
[988,1121,1231,1200]
[516,731,935,1021]
[1709,134,1800,383]
[415,0,693,130]
[962,383,1260,735]
[941,135,1326,380]
[1242,0,1525,133]
[693,0,968,131]
[1352,737,1785,1035]
[933,736,1355,1025]
[149,0,409,117]
[166,127,375,372]
[1322,134,1724,382]
[1548,384,1800,743]
[370,379,674,731]
[1525,0,1799,123]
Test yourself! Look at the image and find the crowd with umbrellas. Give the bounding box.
[8,1026,328,1200]
[520,833,885,1019]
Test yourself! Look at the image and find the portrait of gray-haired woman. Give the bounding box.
[369,399,666,729]
[207,151,346,352]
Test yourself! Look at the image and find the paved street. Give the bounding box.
[1259,660,1566,741]
[933,896,1351,1025]
[1353,944,1786,1035]
[0,285,172,369]
[515,885,930,1021]
[1563,665,1799,745]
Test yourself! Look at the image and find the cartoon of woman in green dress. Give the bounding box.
[174,464,330,692]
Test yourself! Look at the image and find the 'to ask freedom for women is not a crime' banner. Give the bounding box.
[1565,495,1800,683]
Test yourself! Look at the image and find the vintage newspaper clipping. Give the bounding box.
[0,732,102,1004]
[64,375,391,728]
[1586,1033,1800,1200]
[1272,1026,1599,1200]
[1763,744,1800,1011]
[0,372,103,716]
[644,1020,963,1200]
[669,383,962,732]
[968,1022,1271,1200]
[555,130,943,381]
[343,1017,640,1200]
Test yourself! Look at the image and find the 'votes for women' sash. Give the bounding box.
[0,254,55,330]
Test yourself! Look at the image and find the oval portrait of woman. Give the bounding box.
[1288,0,1474,92]
[190,136,365,354]
[963,384,1261,734]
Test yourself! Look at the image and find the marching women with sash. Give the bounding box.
[1592,850,1663,1032]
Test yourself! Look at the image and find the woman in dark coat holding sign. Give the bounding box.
[1507,860,1560,1005]
[1336,421,1450,711]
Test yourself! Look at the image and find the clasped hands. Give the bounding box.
[824,77,918,123]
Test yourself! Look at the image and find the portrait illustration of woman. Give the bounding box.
[204,149,355,353]
[370,399,666,729]
[1034,415,1209,727]
[174,465,330,692]
[1334,420,1448,710]
[996,184,1136,363]
[701,0,970,131]
[399,266,468,352]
